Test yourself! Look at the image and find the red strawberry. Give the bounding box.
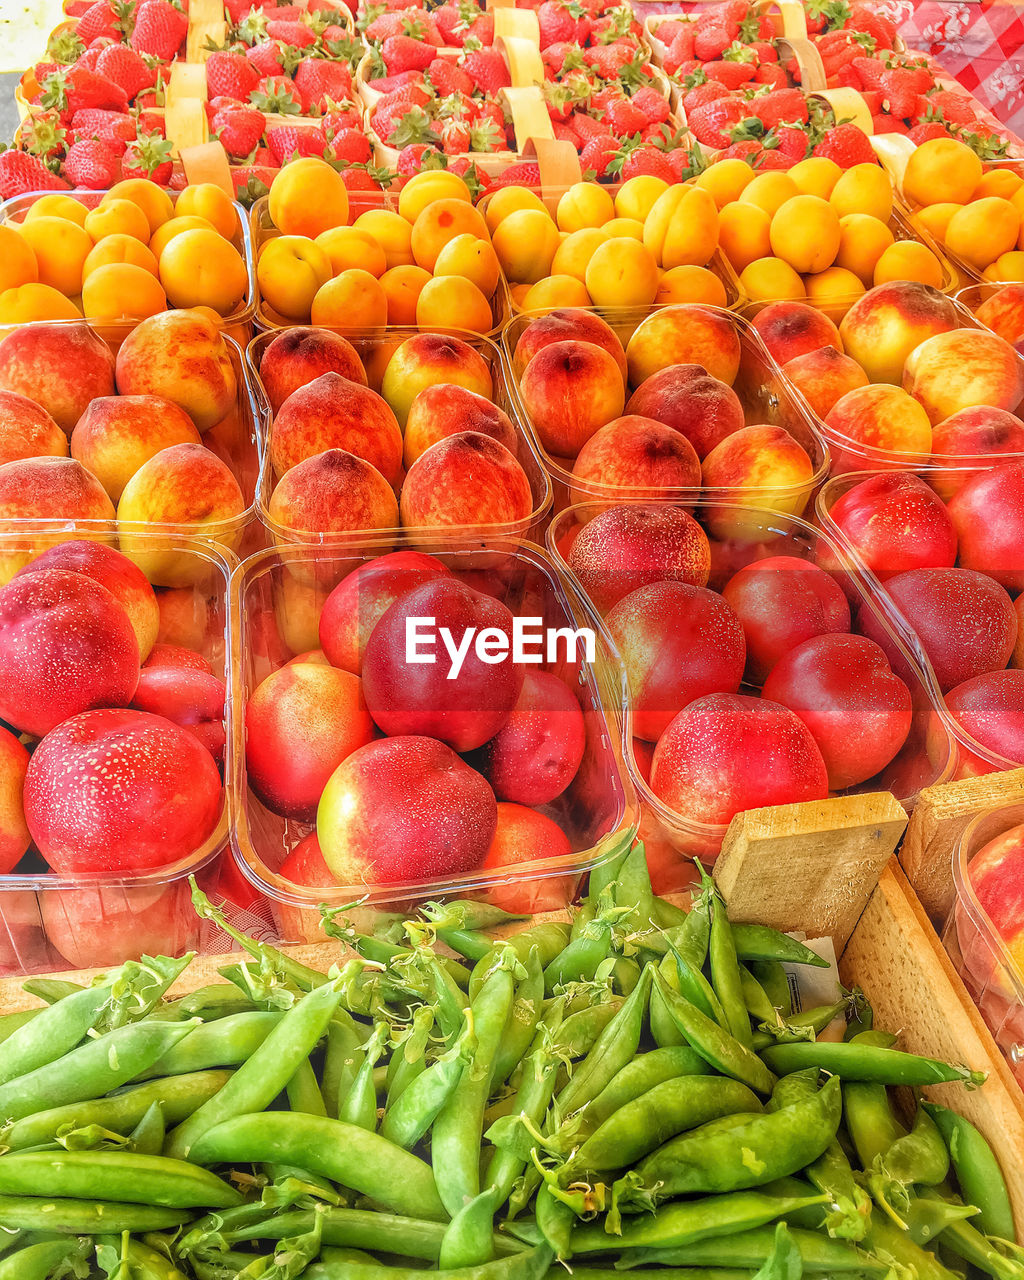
[688,96,746,148]
[750,40,777,62]
[832,62,863,90]
[718,139,761,161]
[246,41,288,78]
[616,142,676,183]
[461,45,509,93]
[693,23,732,62]
[579,130,617,178]
[251,76,304,114]
[572,111,610,141]
[294,58,353,111]
[267,19,318,46]
[365,12,411,42]
[749,87,808,129]
[120,130,174,183]
[340,166,384,192]
[426,57,474,98]
[702,59,755,90]
[71,107,136,150]
[491,161,540,187]
[137,109,166,137]
[630,85,670,126]
[770,123,809,159]
[382,35,435,74]
[0,150,69,199]
[212,103,266,157]
[63,137,121,187]
[231,167,274,206]
[846,4,897,49]
[206,50,262,102]
[267,125,328,163]
[752,147,794,169]
[326,127,371,162]
[440,116,470,153]
[94,45,156,101]
[76,0,123,44]
[384,106,439,147]
[859,90,884,114]
[908,120,952,145]
[924,89,977,127]
[551,119,581,148]
[812,120,877,167]
[537,0,589,50]
[879,66,919,119]
[130,0,188,60]
[850,56,885,90]
[17,110,66,160]
[323,99,363,131]
[752,63,787,88]
[602,95,646,136]
[40,65,129,119]
[683,80,730,115]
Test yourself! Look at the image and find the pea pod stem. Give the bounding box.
[761,1042,986,1086]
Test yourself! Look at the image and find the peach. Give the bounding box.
[0,457,115,582]
[41,881,194,971]
[570,415,701,502]
[838,281,958,384]
[0,323,116,435]
[0,390,66,466]
[625,364,744,459]
[625,305,742,388]
[362,577,523,751]
[400,432,533,533]
[380,333,493,429]
[930,407,1024,499]
[827,472,958,580]
[117,444,246,586]
[472,670,586,806]
[947,460,1024,591]
[959,824,1024,986]
[274,572,322,657]
[268,448,399,551]
[701,424,816,538]
[156,586,218,654]
[519,340,625,458]
[259,327,368,415]
[24,708,222,873]
[114,310,237,433]
[70,394,202,502]
[721,555,851,686]
[751,301,843,366]
[824,384,933,466]
[607,581,746,741]
[975,283,1024,346]
[269,372,403,487]
[904,329,1024,424]
[0,568,139,737]
[512,308,627,380]
[567,503,711,614]
[319,551,452,674]
[651,692,829,827]
[404,384,517,469]
[480,803,575,915]
[317,735,497,886]
[144,642,213,674]
[246,662,375,820]
[944,670,1024,773]
[0,725,30,874]
[19,540,160,662]
[778,346,869,423]
[130,666,227,762]
[275,833,340,941]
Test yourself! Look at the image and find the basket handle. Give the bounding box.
[751,0,808,40]
[776,35,826,92]
[810,86,873,132]
[167,62,208,101]
[521,136,583,190]
[164,97,209,157]
[501,85,556,148]
[493,8,540,42]
[497,33,545,87]
[870,132,917,192]
[181,140,235,196]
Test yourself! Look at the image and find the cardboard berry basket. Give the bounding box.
[0,531,234,977]
[0,188,259,341]
[816,470,1024,782]
[247,323,552,554]
[944,801,1024,1091]
[502,304,829,513]
[227,536,638,939]
[0,319,264,575]
[546,498,957,863]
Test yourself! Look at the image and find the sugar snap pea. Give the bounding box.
[0,1236,87,1280]
[381,1020,474,1151]
[863,1208,962,1280]
[617,1227,886,1272]
[0,1195,192,1234]
[0,981,119,1086]
[303,1243,555,1280]
[555,964,653,1117]
[550,1000,622,1059]
[0,1150,241,1208]
[918,1189,1024,1280]
[866,1101,949,1218]
[730,927,828,969]
[340,1022,388,1131]
[923,1102,1017,1242]
[760,1042,985,1086]
[710,894,752,1047]
[492,948,543,1088]
[0,1009,38,1047]
[441,1188,503,1268]
[386,1006,434,1104]
[135,1011,282,1079]
[128,1100,166,1155]
[580,1046,710,1136]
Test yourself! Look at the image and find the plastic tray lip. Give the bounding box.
[0,188,259,330]
[500,302,833,504]
[0,533,237,894]
[816,467,1023,776]
[245,323,554,547]
[227,535,639,910]
[545,496,958,845]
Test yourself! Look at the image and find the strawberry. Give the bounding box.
[426,57,474,98]
[664,29,696,76]
[630,85,670,125]
[572,110,610,140]
[461,45,509,93]
[246,41,289,78]
[683,80,729,115]
[846,3,896,49]
[18,111,67,159]
[206,50,262,102]
[130,0,188,60]
[702,58,755,90]
[266,19,317,47]
[752,63,787,88]
[323,98,363,132]
[396,142,445,174]
[365,12,411,42]
[294,58,353,111]
[212,103,266,157]
[339,166,383,192]
[71,107,136,150]
[94,45,156,100]
[120,129,174,183]
[76,0,124,44]
[602,95,646,136]
[749,87,808,129]
[769,123,809,159]
[879,66,919,119]
[440,116,470,153]
[749,40,777,62]
[537,0,589,50]
[693,23,732,62]
[251,76,304,114]
[382,35,435,74]
[579,130,617,178]
[491,161,540,187]
[41,65,129,119]
[907,120,952,145]
[268,124,328,162]
[615,141,676,183]
[45,25,86,66]
[752,147,794,169]
[385,106,439,147]
[812,120,877,167]
[327,127,371,162]
[924,89,977,127]
[137,109,166,136]
[231,167,274,206]
[688,96,746,148]
[64,137,122,186]
[0,149,69,199]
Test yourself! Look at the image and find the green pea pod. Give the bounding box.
[652,970,776,1097]
[178,984,259,1020]
[0,1150,241,1209]
[303,1244,555,1280]
[612,842,658,937]
[135,1012,282,1079]
[650,896,691,930]
[535,1185,575,1262]
[20,979,85,1003]
[381,1019,475,1152]
[668,947,729,1031]
[805,1140,872,1241]
[901,1193,979,1247]
[867,1102,949,1221]
[843,1082,908,1171]
[433,948,518,1216]
[749,961,792,1019]
[0,1021,194,1123]
[761,1042,986,1087]
[766,1069,819,1112]
[0,1237,88,1280]
[558,1076,762,1185]
[863,1207,963,1280]
[739,967,781,1030]
[923,1102,1017,1242]
[0,1195,192,1235]
[543,918,614,995]
[626,1075,842,1200]
[165,978,344,1160]
[492,948,544,1089]
[586,843,633,905]
[340,1022,388,1132]
[0,981,119,1086]
[580,1046,711,1137]
[0,1069,232,1152]
[650,980,686,1049]
[615,1227,886,1273]
[501,925,572,975]
[321,1012,366,1120]
[555,964,653,1118]
[120,1238,191,1279]
[611,957,641,995]
[0,1008,38,1047]
[386,1006,434,1102]
[129,1102,166,1156]
[730,926,828,969]
[425,901,529,932]
[918,1189,1024,1280]
[844,994,874,1041]
[286,1055,328,1118]
[751,1222,802,1280]
[710,895,753,1047]
[440,1187,504,1269]
[750,1002,850,1051]
[570,1191,827,1252]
